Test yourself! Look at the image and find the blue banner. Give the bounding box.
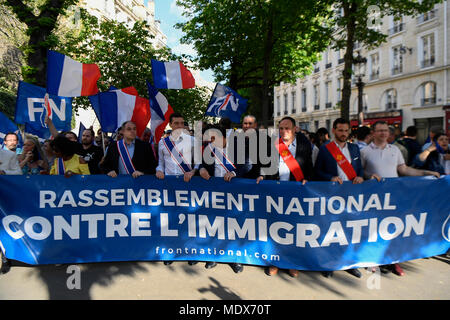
[0,175,449,270]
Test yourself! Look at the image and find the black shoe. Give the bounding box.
[164,261,173,266]
[205,262,217,269]
[188,261,198,266]
[346,268,362,278]
[0,251,11,274]
[230,263,243,273]
[322,271,333,278]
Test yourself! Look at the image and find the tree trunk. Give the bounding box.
[340,1,357,122]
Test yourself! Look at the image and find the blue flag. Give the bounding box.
[205,83,248,123]
[0,111,22,147]
[15,81,72,139]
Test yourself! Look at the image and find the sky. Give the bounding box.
[150,0,215,84]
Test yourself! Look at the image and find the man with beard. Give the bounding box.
[79,128,104,174]
[314,118,367,279]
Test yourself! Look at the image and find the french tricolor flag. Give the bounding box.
[146,81,174,143]
[151,59,195,89]
[89,87,150,137]
[47,50,101,97]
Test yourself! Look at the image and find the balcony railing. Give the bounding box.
[325,102,332,109]
[302,107,307,112]
[421,97,436,106]
[292,108,296,114]
[389,23,404,35]
[314,67,320,73]
[421,57,435,68]
[325,63,332,69]
[338,58,345,65]
[277,111,280,116]
[284,110,288,115]
[314,104,320,110]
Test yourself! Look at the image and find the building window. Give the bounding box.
[421,33,435,68]
[370,52,380,80]
[284,93,288,115]
[421,82,436,106]
[301,88,307,112]
[391,46,403,75]
[313,85,320,110]
[325,81,332,108]
[385,89,397,110]
[291,91,296,114]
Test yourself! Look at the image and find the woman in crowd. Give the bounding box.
[49,135,90,176]
[17,136,48,175]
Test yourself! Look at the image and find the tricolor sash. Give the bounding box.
[208,143,236,173]
[56,158,65,175]
[275,138,304,182]
[163,136,192,173]
[325,141,357,180]
[117,139,136,174]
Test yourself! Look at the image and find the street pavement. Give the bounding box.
[0,256,448,300]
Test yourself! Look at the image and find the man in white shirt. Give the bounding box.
[361,121,439,180]
[360,121,439,277]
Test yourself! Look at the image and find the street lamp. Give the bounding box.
[353,53,367,126]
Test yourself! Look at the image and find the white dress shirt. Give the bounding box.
[278,138,296,181]
[334,141,352,181]
[157,132,199,175]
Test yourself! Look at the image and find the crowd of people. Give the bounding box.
[0,113,448,278]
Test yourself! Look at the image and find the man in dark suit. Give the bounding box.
[101,121,157,177]
[256,116,313,278]
[199,125,252,273]
[314,117,364,279]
